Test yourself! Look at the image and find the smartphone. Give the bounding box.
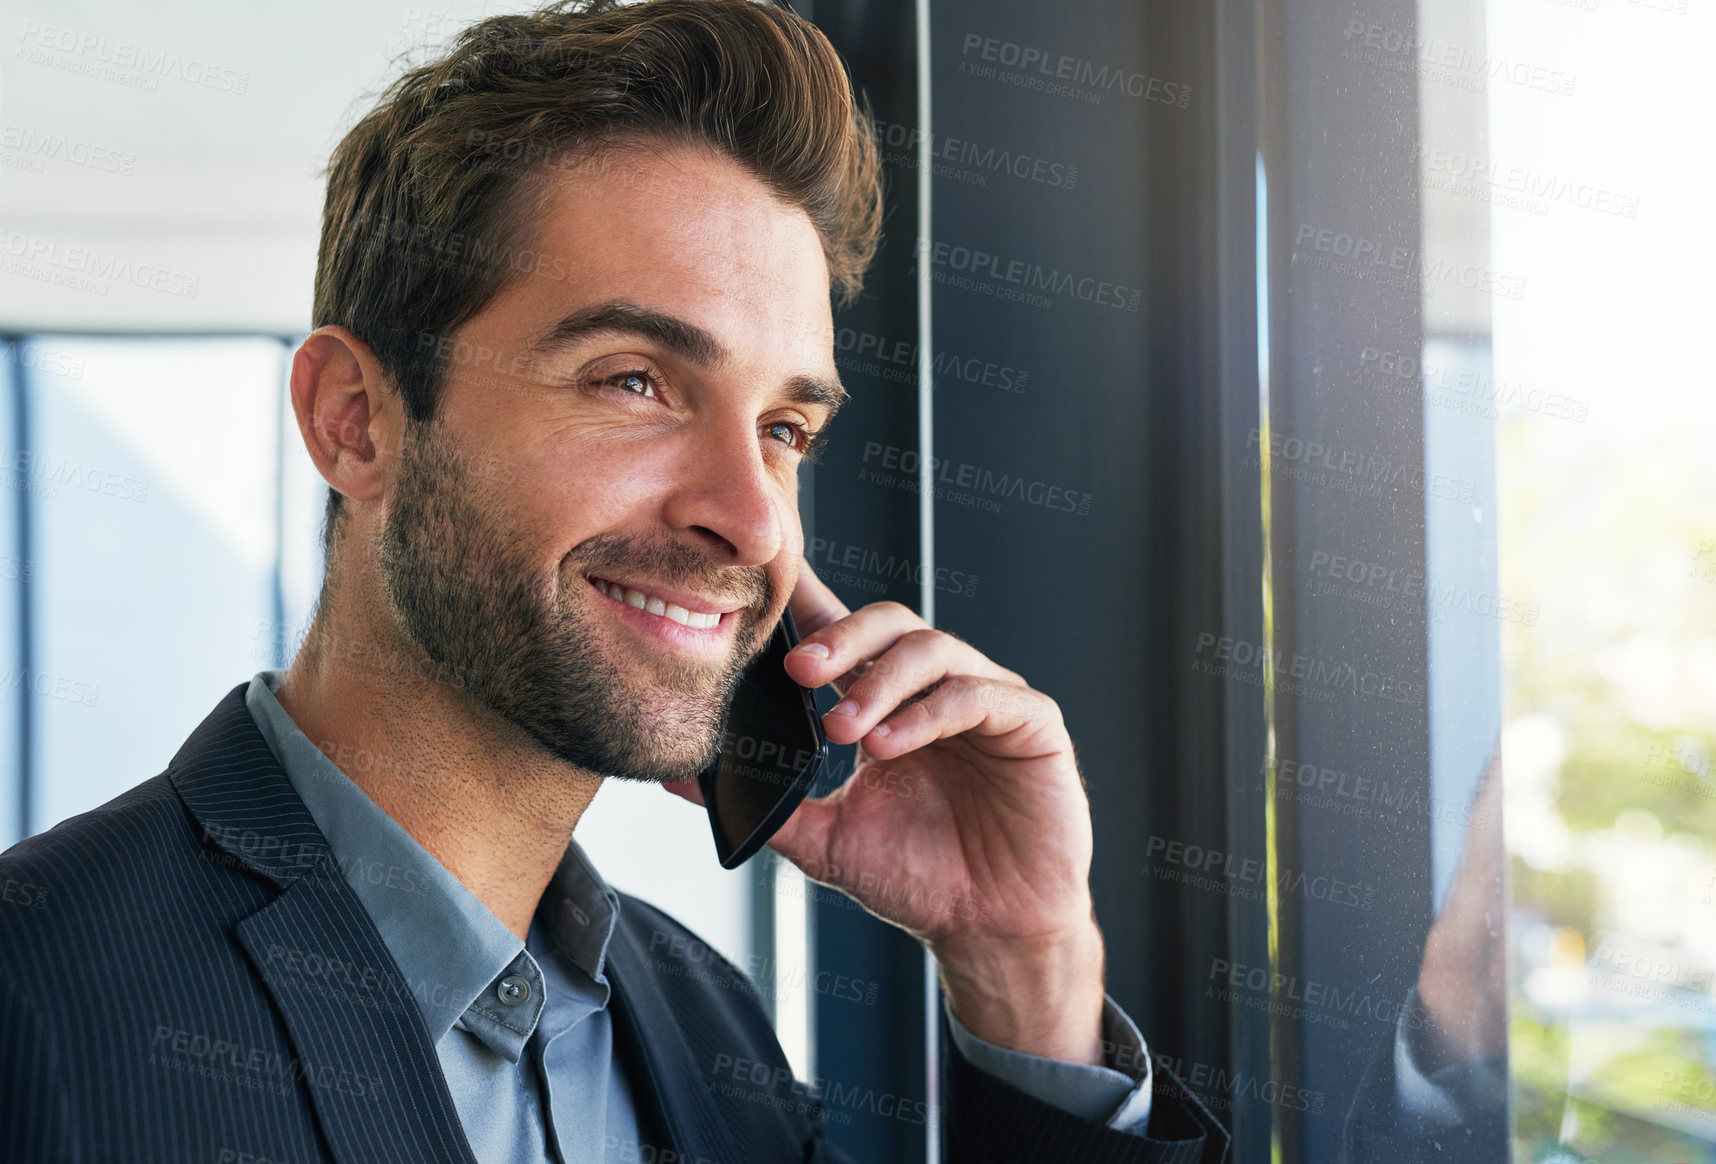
[698,607,830,868]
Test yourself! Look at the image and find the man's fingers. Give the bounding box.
[792,614,1025,714]
[819,627,961,744]
[785,600,926,693]
[857,674,1062,762]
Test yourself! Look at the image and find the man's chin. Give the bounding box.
[534,680,731,784]
[581,734,722,786]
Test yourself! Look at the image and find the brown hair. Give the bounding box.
[311,0,881,564]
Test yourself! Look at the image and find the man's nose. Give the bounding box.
[660,421,788,568]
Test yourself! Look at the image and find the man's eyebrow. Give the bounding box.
[527,297,849,420]
[785,373,849,423]
[526,300,725,367]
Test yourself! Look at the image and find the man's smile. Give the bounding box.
[585,573,746,653]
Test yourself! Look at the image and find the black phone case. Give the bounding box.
[697,607,829,868]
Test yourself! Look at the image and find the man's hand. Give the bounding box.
[1414,747,1507,1073]
[667,560,1107,1067]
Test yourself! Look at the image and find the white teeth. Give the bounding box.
[595,578,721,629]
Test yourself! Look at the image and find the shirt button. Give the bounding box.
[497,975,532,1006]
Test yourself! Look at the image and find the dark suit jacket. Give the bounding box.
[0,682,1228,1163]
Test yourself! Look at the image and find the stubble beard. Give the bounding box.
[377,417,771,783]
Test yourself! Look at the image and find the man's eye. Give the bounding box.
[603,371,657,399]
[764,420,828,461]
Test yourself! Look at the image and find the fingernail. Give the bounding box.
[830,699,859,717]
[871,723,891,738]
[792,641,830,658]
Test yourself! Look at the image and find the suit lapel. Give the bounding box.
[605,919,747,1164]
[234,865,476,1164]
[172,683,476,1164]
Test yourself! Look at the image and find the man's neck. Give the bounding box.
[273,594,603,942]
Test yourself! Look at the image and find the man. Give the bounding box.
[0,2,1226,1161]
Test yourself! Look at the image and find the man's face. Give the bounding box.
[377,141,841,783]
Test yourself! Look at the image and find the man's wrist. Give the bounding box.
[934,917,1107,1067]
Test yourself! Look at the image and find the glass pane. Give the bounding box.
[23,336,281,830]
[0,342,24,848]
[1490,4,1716,1162]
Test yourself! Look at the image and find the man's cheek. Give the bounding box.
[776,519,804,604]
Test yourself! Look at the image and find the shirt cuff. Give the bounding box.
[1391,986,1508,1127]
[943,992,1154,1131]
[1392,989,1461,1125]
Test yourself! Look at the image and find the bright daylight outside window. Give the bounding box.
[1486,3,1716,1162]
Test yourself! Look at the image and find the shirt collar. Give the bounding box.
[539,838,621,987]
[243,668,623,1059]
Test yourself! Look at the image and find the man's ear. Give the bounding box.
[289,326,402,511]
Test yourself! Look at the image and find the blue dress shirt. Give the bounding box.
[244,668,1154,1161]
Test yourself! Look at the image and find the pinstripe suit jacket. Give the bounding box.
[0,682,1227,1164]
